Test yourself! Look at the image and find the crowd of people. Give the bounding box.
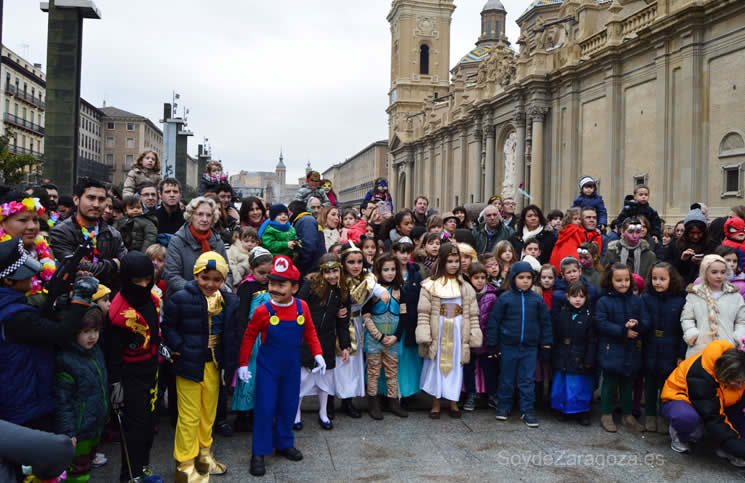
[4,152,745,481]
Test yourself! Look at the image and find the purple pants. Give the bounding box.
[663,398,745,443]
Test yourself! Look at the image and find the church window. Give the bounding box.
[719,131,745,158]
[495,21,500,36]
[721,163,743,198]
[633,174,647,187]
[486,21,491,36]
[420,45,430,75]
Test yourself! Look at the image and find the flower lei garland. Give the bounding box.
[77,216,100,263]
[0,228,56,295]
[47,211,60,229]
[0,197,45,222]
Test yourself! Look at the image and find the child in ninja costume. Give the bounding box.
[237,255,326,477]
[108,252,163,483]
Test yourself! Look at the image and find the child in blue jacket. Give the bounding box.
[572,176,608,229]
[488,261,552,427]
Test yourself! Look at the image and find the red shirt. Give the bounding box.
[239,297,322,367]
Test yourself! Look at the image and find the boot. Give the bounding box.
[644,415,657,433]
[174,459,208,483]
[368,396,383,420]
[249,455,265,477]
[601,414,617,433]
[233,413,252,433]
[622,414,645,432]
[387,397,409,418]
[341,398,361,418]
[195,447,227,475]
[327,395,335,420]
[657,416,668,435]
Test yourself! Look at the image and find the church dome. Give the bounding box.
[482,0,506,12]
[519,0,611,19]
[458,44,514,65]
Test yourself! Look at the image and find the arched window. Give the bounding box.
[420,45,429,75]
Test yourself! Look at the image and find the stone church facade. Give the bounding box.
[387,0,745,221]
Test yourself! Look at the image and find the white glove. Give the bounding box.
[312,355,327,375]
[110,382,124,406]
[237,366,252,383]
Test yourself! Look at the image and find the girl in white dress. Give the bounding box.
[334,242,390,417]
[417,243,482,419]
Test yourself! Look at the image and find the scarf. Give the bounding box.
[522,225,543,243]
[618,239,642,275]
[189,224,213,253]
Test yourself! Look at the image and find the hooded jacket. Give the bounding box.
[294,185,330,206]
[641,289,687,377]
[487,262,552,349]
[292,211,326,276]
[661,340,745,459]
[471,283,498,356]
[161,281,240,383]
[122,167,162,198]
[681,281,745,359]
[54,339,108,440]
[594,289,649,376]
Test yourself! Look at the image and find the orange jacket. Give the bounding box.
[662,340,745,457]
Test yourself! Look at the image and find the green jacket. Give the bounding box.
[115,213,157,252]
[261,222,298,257]
[54,341,109,440]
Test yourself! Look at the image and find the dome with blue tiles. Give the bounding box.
[459,44,515,65]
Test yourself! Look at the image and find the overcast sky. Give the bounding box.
[3,0,523,182]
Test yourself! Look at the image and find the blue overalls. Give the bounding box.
[252,299,305,455]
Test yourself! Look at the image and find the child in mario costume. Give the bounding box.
[237,255,326,477]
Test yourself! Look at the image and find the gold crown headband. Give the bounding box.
[320,261,341,271]
[341,241,362,257]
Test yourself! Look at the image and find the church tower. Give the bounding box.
[387,0,455,145]
[477,0,507,46]
[275,149,286,186]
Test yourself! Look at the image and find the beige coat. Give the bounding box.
[122,167,162,197]
[681,282,745,358]
[416,276,482,364]
[228,243,250,283]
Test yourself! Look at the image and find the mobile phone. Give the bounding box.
[693,253,704,259]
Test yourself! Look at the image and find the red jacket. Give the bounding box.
[239,298,322,367]
[549,224,603,272]
[341,219,367,244]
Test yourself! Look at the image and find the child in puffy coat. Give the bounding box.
[571,176,608,229]
[54,307,108,483]
[259,204,299,257]
[122,150,161,198]
[595,263,649,433]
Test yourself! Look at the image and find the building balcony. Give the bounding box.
[7,144,43,158]
[78,157,113,183]
[5,84,46,110]
[3,112,45,135]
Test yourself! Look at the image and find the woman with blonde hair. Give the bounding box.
[122,150,161,197]
[681,254,745,358]
[318,205,341,251]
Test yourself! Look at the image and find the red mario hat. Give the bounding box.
[267,255,300,282]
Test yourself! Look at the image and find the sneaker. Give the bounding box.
[717,448,745,467]
[487,394,498,409]
[521,412,539,428]
[668,425,689,454]
[495,408,509,421]
[90,453,108,468]
[463,393,476,412]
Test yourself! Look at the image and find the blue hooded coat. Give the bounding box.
[595,289,649,376]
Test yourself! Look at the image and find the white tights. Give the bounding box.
[295,391,330,424]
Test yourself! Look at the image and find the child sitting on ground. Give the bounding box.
[115,196,157,253]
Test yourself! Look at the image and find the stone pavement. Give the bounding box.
[93,396,744,482]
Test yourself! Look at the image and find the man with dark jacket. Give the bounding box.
[288,200,326,277]
[50,178,127,291]
[155,178,185,244]
[473,204,514,254]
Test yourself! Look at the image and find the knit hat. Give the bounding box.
[92,284,111,302]
[269,203,289,220]
[632,273,644,294]
[193,251,229,279]
[684,208,707,228]
[578,176,596,190]
[509,261,534,287]
[307,171,321,182]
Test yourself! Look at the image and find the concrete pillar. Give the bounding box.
[529,106,547,208]
[404,158,412,211]
[513,111,527,208]
[472,117,483,203]
[41,0,101,194]
[485,123,496,198]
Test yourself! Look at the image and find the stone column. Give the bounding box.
[472,116,483,203]
[41,0,101,194]
[529,106,548,208]
[404,157,412,211]
[513,111,527,208]
[484,116,496,199]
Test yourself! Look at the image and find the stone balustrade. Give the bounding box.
[621,3,658,37]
